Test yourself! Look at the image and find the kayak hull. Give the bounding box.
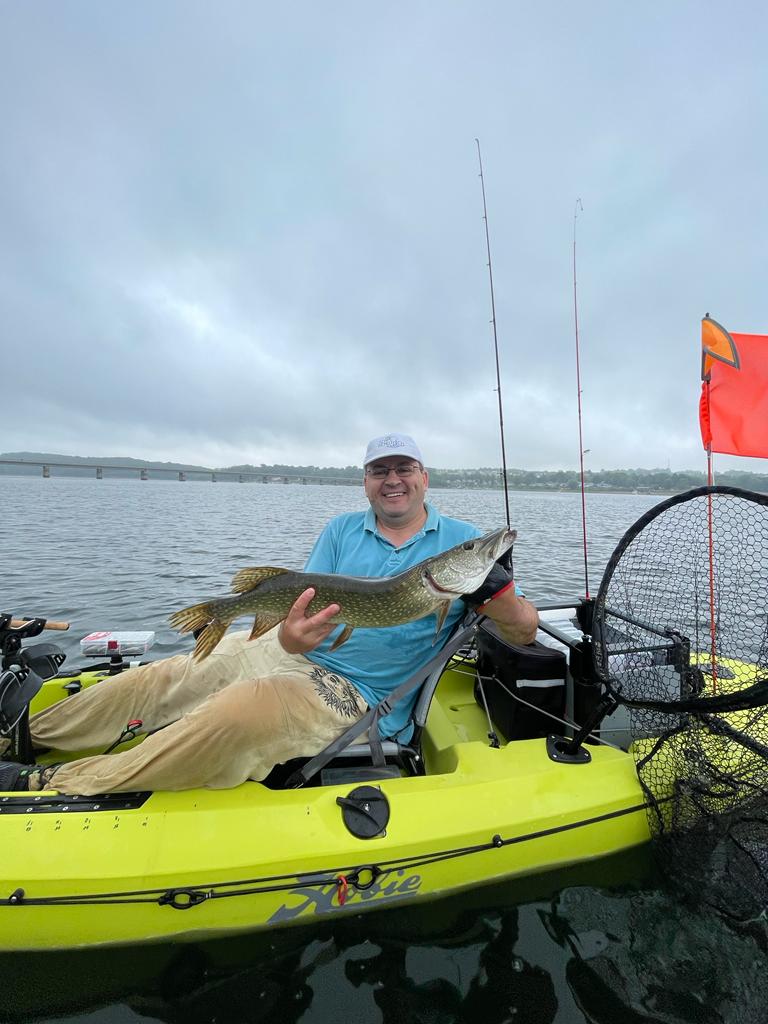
[0,662,651,951]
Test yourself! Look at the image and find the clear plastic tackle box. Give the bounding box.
[79,631,156,657]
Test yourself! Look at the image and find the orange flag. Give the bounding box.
[700,317,768,458]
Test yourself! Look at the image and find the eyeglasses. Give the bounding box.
[365,462,421,479]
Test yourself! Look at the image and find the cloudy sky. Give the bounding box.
[1,2,766,472]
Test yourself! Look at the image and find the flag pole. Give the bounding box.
[701,322,717,689]
[700,314,768,689]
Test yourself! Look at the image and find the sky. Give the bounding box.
[1,2,766,472]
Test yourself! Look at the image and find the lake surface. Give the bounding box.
[2,477,657,662]
[1,478,764,1023]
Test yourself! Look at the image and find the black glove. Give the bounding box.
[463,549,515,609]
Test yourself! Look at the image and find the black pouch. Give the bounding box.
[475,619,567,741]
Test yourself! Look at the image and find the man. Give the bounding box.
[0,434,538,795]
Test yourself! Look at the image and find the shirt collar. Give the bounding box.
[364,502,439,542]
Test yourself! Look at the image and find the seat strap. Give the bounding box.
[286,616,480,788]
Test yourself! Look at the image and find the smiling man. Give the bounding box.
[2,433,537,795]
[278,433,539,740]
[363,434,430,536]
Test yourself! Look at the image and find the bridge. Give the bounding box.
[0,459,359,486]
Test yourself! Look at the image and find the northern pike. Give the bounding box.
[170,525,515,660]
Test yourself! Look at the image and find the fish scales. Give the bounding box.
[170,526,516,660]
[202,570,437,628]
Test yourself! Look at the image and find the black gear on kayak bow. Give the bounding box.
[591,485,768,919]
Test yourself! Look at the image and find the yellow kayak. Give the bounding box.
[0,631,652,952]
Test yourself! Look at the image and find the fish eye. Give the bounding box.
[462,541,475,551]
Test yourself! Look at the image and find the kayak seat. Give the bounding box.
[275,615,480,789]
[326,656,455,769]
[271,660,450,788]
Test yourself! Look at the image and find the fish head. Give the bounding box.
[422,526,517,598]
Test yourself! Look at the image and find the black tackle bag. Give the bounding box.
[475,619,567,741]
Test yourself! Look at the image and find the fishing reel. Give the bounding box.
[0,614,66,760]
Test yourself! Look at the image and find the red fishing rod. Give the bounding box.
[475,139,511,528]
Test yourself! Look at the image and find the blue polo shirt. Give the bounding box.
[303,503,481,739]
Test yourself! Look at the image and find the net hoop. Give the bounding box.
[593,485,768,687]
[591,485,768,906]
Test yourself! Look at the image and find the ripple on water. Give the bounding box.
[1,477,659,661]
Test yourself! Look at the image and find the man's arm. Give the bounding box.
[302,520,339,574]
[462,539,538,645]
[479,588,539,646]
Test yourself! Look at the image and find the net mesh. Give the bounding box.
[593,486,768,841]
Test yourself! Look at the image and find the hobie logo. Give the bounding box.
[268,869,422,923]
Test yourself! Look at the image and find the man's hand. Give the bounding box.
[278,588,341,654]
[463,558,515,610]
[462,548,539,645]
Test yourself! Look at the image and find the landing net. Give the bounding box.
[593,486,768,845]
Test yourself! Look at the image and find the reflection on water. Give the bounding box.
[1,850,652,1024]
[5,841,765,1024]
[547,883,768,1024]
[2,478,765,1023]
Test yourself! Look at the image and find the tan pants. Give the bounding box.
[29,628,366,796]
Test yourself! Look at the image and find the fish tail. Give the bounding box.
[192,620,228,661]
[169,601,216,635]
[169,601,229,661]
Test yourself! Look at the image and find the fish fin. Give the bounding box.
[431,600,453,644]
[192,620,228,661]
[231,566,291,594]
[329,624,354,651]
[169,601,216,635]
[170,601,229,660]
[248,613,282,642]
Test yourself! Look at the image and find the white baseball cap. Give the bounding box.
[363,433,424,467]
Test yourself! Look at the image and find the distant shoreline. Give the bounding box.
[0,471,675,496]
[1,451,766,496]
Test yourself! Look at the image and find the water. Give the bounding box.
[1,477,657,662]
[1,478,763,1023]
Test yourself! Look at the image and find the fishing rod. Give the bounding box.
[573,198,590,598]
[475,139,511,528]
